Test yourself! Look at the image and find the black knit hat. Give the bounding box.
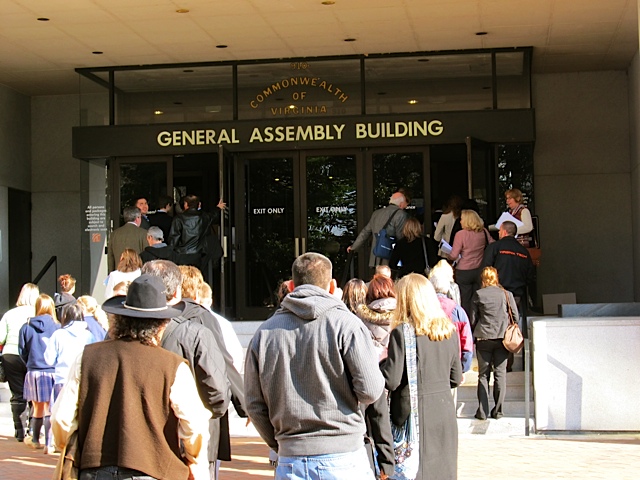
[102,274,180,319]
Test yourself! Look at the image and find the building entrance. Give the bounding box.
[232,147,429,320]
[109,141,495,321]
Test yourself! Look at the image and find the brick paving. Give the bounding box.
[3,431,640,479]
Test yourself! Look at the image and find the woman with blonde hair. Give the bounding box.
[76,295,108,339]
[381,274,461,479]
[0,283,39,442]
[104,248,142,299]
[390,216,431,278]
[18,294,60,450]
[472,267,518,420]
[448,209,494,319]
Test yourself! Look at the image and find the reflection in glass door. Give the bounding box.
[466,137,496,223]
[113,157,172,227]
[371,149,428,225]
[304,154,358,284]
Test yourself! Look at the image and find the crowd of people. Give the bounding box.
[0,187,537,480]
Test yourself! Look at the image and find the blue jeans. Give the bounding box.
[79,466,155,480]
[276,446,375,480]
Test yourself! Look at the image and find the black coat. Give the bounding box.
[381,325,461,480]
[160,315,231,464]
[482,236,533,298]
[149,211,173,241]
[168,209,217,255]
[140,244,179,264]
[390,237,431,278]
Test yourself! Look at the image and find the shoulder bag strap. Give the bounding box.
[421,236,429,267]
[382,208,401,231]
[503,290,515,324]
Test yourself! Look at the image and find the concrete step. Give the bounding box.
[457,400,533,417]
[457,384,532,402]
[457,415,534,436]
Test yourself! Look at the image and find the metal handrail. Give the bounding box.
[32,255,57,293]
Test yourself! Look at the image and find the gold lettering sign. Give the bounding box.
[249,76,349,113]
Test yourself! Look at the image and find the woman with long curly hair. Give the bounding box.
[381,274,461,479]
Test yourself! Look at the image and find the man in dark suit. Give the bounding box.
[107,206,148,272]
[135,197,151,229]
[149,195,174,240]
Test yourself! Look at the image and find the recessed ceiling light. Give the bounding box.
[216,45,228,49]
[154,110,164,115]
[475,31,488,36]
[288,104,296,109]
[344,38,356,42]
[37,17,49,22]
[408,99,418,105]
[321,1,336,4]
[92,51,103,55]
[176,8,189,13]
[274,178,280,182]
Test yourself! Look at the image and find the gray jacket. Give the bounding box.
[244,284,385,457]
[352,204,408,267]
[471,285,519,339]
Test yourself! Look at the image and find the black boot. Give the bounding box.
[10,401,28,441]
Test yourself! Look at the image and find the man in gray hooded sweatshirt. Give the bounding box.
[244,252,384,480]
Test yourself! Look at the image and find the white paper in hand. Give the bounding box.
[440,239,453,255]
[495,212,523,229]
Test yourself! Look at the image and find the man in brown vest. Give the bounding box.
[51,275,212,480]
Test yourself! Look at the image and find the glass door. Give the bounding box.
[234,153,297,319]
[234,150,361,320]
[303,152,360,287]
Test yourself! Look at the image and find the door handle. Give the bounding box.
[295,237,300,258]
[301,237,306,254]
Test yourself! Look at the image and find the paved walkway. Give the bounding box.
[3,429,640,479]
[2,385,640,479]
